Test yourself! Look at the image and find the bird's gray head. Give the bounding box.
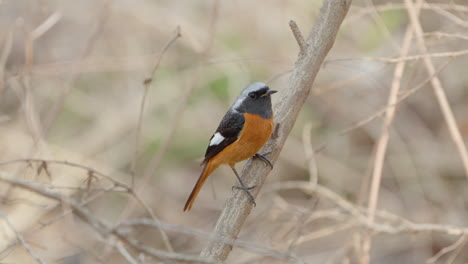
[231,82,277,119]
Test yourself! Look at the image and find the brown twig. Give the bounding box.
[289,20,306,54]
[302,122,318,185]
[345,3,468,26]
[0,158,171,255]
[118,219,302,262]
[200,0,352,261]
[0,159,129,189]
[328,49,468,64]
[265,181,468,237]
[360,2,421,262]
[426,235,467,264]
[132,26,181,188]
[0,184,116,256]
[120,26,182,252]
[431,5,468,28]
[405,0,468,179]
[117,0,220,249]
[0,28,13,94]
[43,0,113,134]
[0,175,219,264]
[31,12,62,40]
[315,58,452,155]
[422,31,468,41]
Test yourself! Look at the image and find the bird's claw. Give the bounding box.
[254,153,273,169]
[232,185,257,206]
[232,184,257,191]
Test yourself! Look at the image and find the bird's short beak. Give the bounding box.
[262,89,278,97]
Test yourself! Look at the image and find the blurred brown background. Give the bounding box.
[0,0,468,263]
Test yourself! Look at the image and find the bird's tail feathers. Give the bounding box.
[183,160,218,211]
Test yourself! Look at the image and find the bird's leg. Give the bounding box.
[230,166,256,206]
[254,152,273,169]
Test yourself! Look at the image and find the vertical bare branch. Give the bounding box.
[43,0,113,134]
[302,122,318,185]
[360,1,422,262]
[201,0,352,261]
[131,26,181,188]
[405,0,468,179]
[118,0,220,254]
[0,28,13,94]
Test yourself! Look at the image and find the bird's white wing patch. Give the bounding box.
[209,132,225,146]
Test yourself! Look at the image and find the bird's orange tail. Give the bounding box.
[184,160,218,211]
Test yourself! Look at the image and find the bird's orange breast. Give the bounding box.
[212,113,274,167]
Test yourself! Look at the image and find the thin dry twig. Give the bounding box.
[405,0,468,180]
[115,241,139,264]
[265,181,468,237]
[127,26,181,253]
[200,0,352,260]
[361,2,421,262]
[443,239,467,264]
[0,28,13,94]
[118,0,220,229]
[0,175,219,264]
[41,184,123,192]
[315,57,453,156]
[132,26,181,188]
[117,0,220,253]
[426,235,467,264]
[423,31,468,41]
[118,219,302,263]
[302,122,318,185]
[0,158,171,255]
[31,12,62,40]
[0,184,116,256]
[431,5,468,28]
[289,20,306,54]
[43,0,113,133]
[16,74,44,146]
[296,221,355,244]
[345,3,468,26]
[0,159,129,189]
[0,211,47,264]
[329,48,468,64]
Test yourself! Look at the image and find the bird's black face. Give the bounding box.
[233,83,277,119]
[246,86,277,100]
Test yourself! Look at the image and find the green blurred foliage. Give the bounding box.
[207,75,230,102]
[359,9,405,51]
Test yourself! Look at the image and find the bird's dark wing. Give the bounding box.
[201,110,245,164]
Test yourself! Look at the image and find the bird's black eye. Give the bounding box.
[248,92,257,99]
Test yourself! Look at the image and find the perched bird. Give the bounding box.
[184,82,276,211]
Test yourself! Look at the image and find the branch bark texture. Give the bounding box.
[201,0,352,261]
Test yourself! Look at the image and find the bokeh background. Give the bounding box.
[1,0,468,263]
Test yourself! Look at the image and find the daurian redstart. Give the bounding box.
[184,82,276,211]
